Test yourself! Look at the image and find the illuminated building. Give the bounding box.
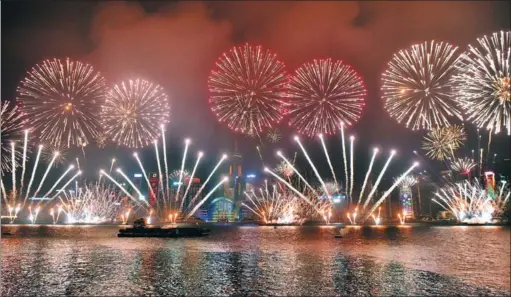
[484,171,495,189]
[209,141,245,222]
[148,173,159,207]
[168,177,203,215]
[399,176,417,219]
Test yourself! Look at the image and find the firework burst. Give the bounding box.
[267,126,418,224]
[266,129,282,143]
[1,101,27,174]
[94,131,108,149]
[382,41,463,130]
[208,44,288,135]
[1,131,80,223]
[452,31,511,135]
[286,59,366,137]
[41,143,68,167]
[169,169,190,182]
[242,183,325,224]
[433,180,509,224]
[103,136,228,223]
[398,175,417,188]
[274,160,295,178]
[57,183,123,224]
[17,58,107,148]
[422,125,467,160]
[101,79,170,148]
[450,157,476,174]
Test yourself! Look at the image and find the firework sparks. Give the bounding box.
[274,160,294,178]
[1,131,79,223]
[286,59,366,137]
[41,143,68,167]
[17,58,107,148]
[452,31,510,135]
[433,180,510,224]
[109,139,228,222]
[398,175,417,188]
[94,131,108,149]
[57,183,123,224]
[450,157,476,174]
[422,125,467,160]
[1,101,27,174]
[170,169,191,182]
[101,79,170,148]
[382,41,463,130]
[266,129,282,143]
[208,44,288,135]
[242,186,307,224]
[275,124,418,224]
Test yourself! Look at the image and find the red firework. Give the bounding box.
[208,44,288,136]
[286,58,366,137]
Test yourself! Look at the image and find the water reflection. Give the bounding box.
[1,225,509,296]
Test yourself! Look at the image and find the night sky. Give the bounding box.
[2,1,510,182]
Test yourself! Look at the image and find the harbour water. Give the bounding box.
[1,224,509,296]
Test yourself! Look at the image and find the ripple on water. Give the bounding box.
[1,225,510,296]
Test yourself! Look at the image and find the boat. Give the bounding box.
[118,226,210,238]
[118,218,210,238]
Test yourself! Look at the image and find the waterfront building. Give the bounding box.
[209,141,245,222]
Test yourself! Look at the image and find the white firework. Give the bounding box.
[452,31,511,135]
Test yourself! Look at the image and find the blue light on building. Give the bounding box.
[319,194,345,204]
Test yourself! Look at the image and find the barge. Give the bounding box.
[118,218,210,238]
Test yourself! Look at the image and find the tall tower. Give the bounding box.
[223,140,244,221]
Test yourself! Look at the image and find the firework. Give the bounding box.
[56,182,123,224]
[271,125,418,224]
[243,185,301,224]
[1,131,80,223]
[452,31,510,134]
[101,79,170,148]
[433,180,510,224]
[170,169,191,182]
[286,59,366,137]
[41,143,68,167]
[95,131,108,149]
[274,160,294,178]
[0,101,27,174]
[243,178,332,224]
[208,44,288,135]
[450,157,476,174]
[266,129,282,143]
[17,58,107,148]
[422,125,466,160]
[106,137,228,223]
[382,41,463,130]
[398,175,417,188]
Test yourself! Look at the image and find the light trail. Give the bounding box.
[175,138,190,202]
[185,177,228,220]
[362,150,396,211]
[180,151,203,212]
[357,148,378,206]
[340,123,349,204]
[188,154,227,207]
[23,145,43,202]
[161,125,170,205]
[42,165,75,198]
[349,135,355,199]
[364,162,419,221]
[295,136,330,198]
[276,151,316,193]
[319,134,338,187]
[34,152,59,196]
